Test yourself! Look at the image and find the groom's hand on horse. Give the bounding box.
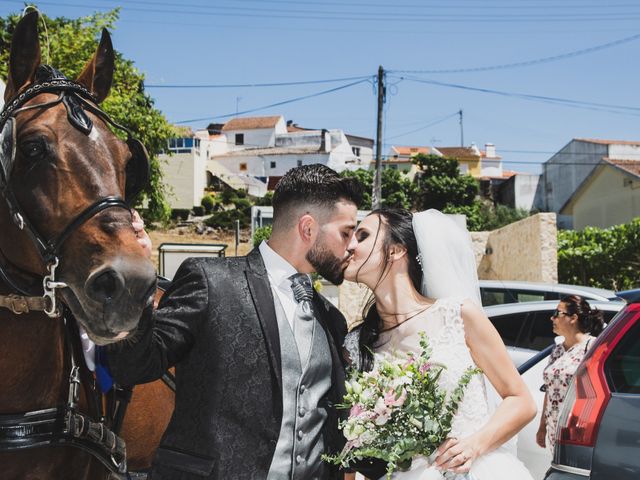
[131,209,152,259]
[434,435,478,474]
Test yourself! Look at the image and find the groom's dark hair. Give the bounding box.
[272,164,363,229]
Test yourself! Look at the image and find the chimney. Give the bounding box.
[286,120,293,127]
[485,143,496,158]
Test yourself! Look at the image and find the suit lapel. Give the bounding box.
[245,249,282,391]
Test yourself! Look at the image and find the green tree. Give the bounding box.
[0,9,173,222]
[341,168,415,210]
[412,154,478,211]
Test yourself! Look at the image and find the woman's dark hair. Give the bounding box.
[561,295,605,336]
[357,208,422,371]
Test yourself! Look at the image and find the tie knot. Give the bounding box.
[289,273,314,304]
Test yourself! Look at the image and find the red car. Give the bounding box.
[545,288,640,480]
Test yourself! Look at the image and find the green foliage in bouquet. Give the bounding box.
[324,333,480,478]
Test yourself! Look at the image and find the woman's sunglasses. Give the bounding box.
[552,309,570,318]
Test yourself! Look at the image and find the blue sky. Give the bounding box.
[3,0,640,174]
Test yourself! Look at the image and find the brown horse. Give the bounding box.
[0,11,173,479]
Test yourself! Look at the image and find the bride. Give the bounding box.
[343,208,536,480]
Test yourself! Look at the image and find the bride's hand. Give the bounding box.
[433,435,480,474]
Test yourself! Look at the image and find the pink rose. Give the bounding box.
[350,403,364,418]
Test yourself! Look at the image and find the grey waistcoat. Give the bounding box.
[267,295,333,479]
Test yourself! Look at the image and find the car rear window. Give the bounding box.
[488,313,528,347]
[606,317,640,394]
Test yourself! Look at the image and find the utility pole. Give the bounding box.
[372,65,385,210]
[459,109,464,147]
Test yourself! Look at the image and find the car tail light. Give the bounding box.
[557,305,640,447]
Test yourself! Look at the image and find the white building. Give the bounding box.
[159,115,370,209]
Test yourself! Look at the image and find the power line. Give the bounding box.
[173,78,372,124]
[15,0,640,23]
[385,112,460,140]
[391,31,640,74]
[395,75,640,116]
[145,75,370,89]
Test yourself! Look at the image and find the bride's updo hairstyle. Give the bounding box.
[356,208,422,371]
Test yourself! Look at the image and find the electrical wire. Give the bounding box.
[173,77,372,124]
[391,31,640,74]
[145,75,371,89]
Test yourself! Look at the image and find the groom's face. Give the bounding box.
[306,200,358,285]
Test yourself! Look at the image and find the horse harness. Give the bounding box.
[0,65,152,476]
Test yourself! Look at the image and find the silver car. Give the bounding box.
[480,280,618,307]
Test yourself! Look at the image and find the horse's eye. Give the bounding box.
[20,140,46,159]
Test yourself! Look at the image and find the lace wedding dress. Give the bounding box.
[349,297,534,480]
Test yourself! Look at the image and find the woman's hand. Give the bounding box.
[433,435,480,474]
[536,423,547,448]
[131,209,152,259]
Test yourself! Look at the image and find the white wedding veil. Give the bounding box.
[412,209,482,307]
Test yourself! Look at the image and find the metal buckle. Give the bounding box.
[42,257,67,318]
[8,294,29,314]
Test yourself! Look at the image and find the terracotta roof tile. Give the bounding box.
[391,146,434,156]
[436,146,480,159]
[603,158,640,178]
[222,115,283,131]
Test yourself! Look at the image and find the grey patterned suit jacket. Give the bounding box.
[106,249,384,480]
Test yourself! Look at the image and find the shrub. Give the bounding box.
[192,205,205,217]
[170,209,191,221]
[201,194,215,214]
[253,225,273,247]
[558,219,640,290]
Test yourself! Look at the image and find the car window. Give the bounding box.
[488,313,529,347]
[516,291,546,303]
[606,318,640,394]
[481,289,509,306]
[519,311,556,351]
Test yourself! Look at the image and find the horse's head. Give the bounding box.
[0,12,157,345]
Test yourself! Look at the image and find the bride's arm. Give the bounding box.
[433,299,537,473]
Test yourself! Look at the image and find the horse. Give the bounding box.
[0,11,173,479]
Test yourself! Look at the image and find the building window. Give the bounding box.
[297,159,303,167]
[270,161,276,169]
[459,163,469,174]
[239,162,248,172]
[235,133,244,145]
[352,147,361,157]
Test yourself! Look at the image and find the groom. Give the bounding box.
[106,164,383,479]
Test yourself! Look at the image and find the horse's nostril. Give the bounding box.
[87,269,124,302]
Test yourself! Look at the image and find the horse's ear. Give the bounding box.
[5,11,41,102]
[76,28,115,104]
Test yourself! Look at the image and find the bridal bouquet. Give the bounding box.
[324,333,481,478]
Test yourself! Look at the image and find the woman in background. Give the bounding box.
[536,295,605,449]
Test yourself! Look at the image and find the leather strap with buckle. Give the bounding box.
[0,293,49,314]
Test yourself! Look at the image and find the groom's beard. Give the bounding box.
[307,242,348,286]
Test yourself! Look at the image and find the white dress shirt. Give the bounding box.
[258,240,308,329]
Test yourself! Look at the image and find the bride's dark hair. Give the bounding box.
[356,208,422,371]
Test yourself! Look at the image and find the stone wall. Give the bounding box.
[476,213,557,283]
[338,213,558,326]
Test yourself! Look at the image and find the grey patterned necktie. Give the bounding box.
[289,273,315,364]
